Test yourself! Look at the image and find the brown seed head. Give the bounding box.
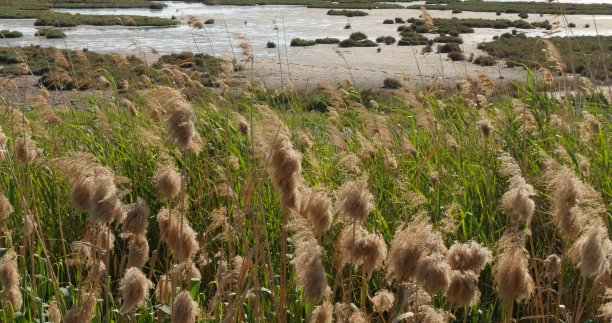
[337,179,373,224]
[0,194,14,222]
[495,245,534,302]
[124,198,150,236]
[300,190,333,233]
[416,254,452,294]
[127,234,149,269]
[310,302,333,323]
[157,208,199,261]
[445,270,481,307]
[155,163,181,200]
[118,267,154,313]
[371,289,395,313]
[171,291,198,323]
[446,241,490,274]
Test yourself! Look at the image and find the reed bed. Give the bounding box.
[0,19,610,323]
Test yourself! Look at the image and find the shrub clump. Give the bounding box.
[383,77,402,89]
[0,30,23,38]
[433,35,463,44]
[327,10,368,17]
[314,37,340,44]
[383,19,394,24]
[204,19,214,24]
[35,28,66,39]
[447,51,465,61]
[376,36,397,45]
[397,32,428,46]
[266,41,276,48]
[395,17,405,23]
[473,55,497,66]
[349,32,368,41]
[437,43,462,54]
[290,38,315,47]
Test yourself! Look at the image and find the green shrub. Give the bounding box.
[266,41,276,48]
[518,13,529,19]
[568,23,576,28]
[35,28,66,38]
[349,32,368,41]
[437,43,461,53]
[473,55,497,66]
[290,38,315,47]
[383,19,394,24]
[344,24,351,29]
[394,17,405,23]
[315,37,340,44]
[327,9,368,17]
[397,32,428,46]
[305,94,330,112]
[452,9,462,14]
[447,51,465,61]
[149,3,165,10]
[339,39,377,48]
[0,30,23,38]
[383,77,402,89]
[433,35,463,44]
[205,19,214,24]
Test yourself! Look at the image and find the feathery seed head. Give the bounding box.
[447,241,490,274]
[127,234,150,269]
[300,190,333,233]
[371,289,395,313]
[157,208,199,261]
[155,163,181,200]
[310,302,333,323]
[416,253,452,294]
[337,179,373,224]
[445,270,481,307]
[0,194,14,222]
[124,198,150,236]
[171,291,198,323]
[118,267,154,313]
[495,245,534,302]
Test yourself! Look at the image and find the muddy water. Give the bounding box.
[0,1,610,88]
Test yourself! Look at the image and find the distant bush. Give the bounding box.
[422,44,433,53]
[315,37,340,44]
[149,3,165,10]
[473,55,497,66]
[344,24,351,29]
[568,23,576,28]
[584,24,590,28]
[397,25,411,32]
[448,51,465,61]
[433,35,463,44]
[205,19,214,24]
[518,13,529,19]
[397,32,428,46]
[349,32,368,41]
[383,19,394,24]
[376,36,396,45]
[266,41,276,48]
[339,39,378,48]
[452,10,462,14]
[0,30,23,38]
[437,43,461,53]
[496,12,502,16]
[327,10,368,17]
[383,77,402,89]
[35,28,66,38]
[305,94,330,112]
[290,38,315,47]
[394,17,405,23]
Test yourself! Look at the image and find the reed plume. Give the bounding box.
[0,193,14,222]
[47,300,61,323]
[123,198,149,236]
[495,243,534,302]
[290,215,330,303]
[0,126,7,162]
[387,217,446,283]
[126,234,150,269]
[269,135,302,211]
[541,39,566,72]
[420,6,436,32]
[0,250,21,311]
[310,302,333,323]
[157,208,199,262]
[500,175,536,224]
[118,267,154,313]
[445,270,480,307]
[155,162,181,200]
[416,253,452,294]
[338,225,387,274]
[570,225,610,277]
[300,189,333,233]
[172,291,198,323]
[447,241,490,274]
[89,174,125,224]
[371,289,395,313]
[337,178,373,224]
[14,136,41,164]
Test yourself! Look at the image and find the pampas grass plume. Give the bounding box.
[0,193,14,222]
[416,254,452,295]
[172,291,198,323]
[124,198,150,236]
[445,270,480,307]
[337,179,373,224]
[118,267,154,313]
[310,302,333,323]
[155,163,181,200]
[371,289,395,313]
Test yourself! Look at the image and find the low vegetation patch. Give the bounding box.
[35,28,67,39]
[314,37,340,44]
[478,35,612,80]
[376,36,397,45]
[290,38,316,47]
[397,32,428,46]
[327,9,368,17]
[382,77,402,88]
[34,12,178,27]
[0,30,23,38]
[473,55,497,66]
[410,1,612,15]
